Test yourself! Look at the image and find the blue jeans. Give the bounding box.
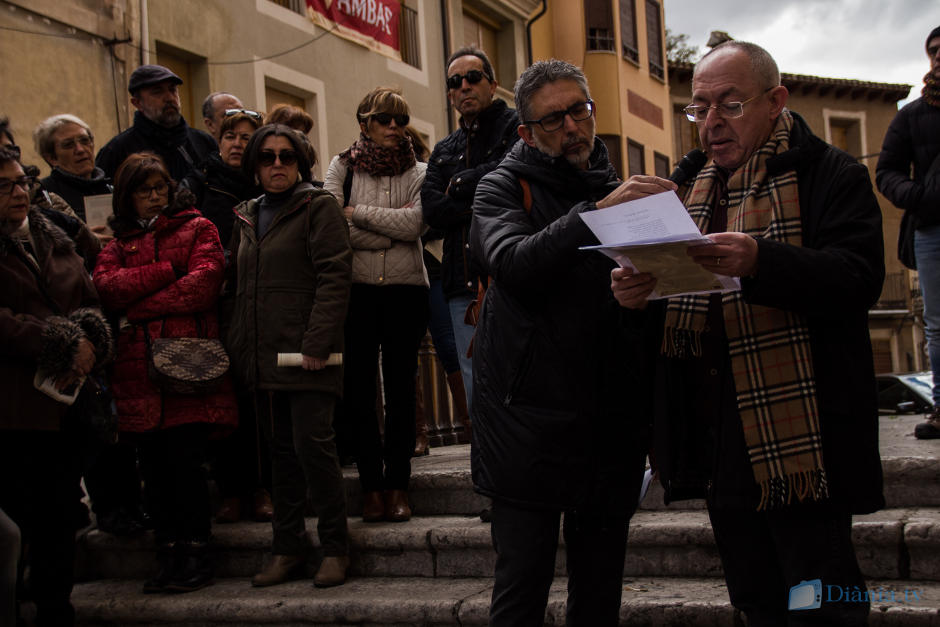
[428,278,460,374]
[915,224,940,405]
[447,293,475,403]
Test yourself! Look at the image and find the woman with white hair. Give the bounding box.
[34,114,112,233]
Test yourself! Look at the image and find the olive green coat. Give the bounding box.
[225,183,352,396]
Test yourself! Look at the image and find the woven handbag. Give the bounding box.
[145,317,230,395]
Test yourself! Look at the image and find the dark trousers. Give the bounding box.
[137,424,211,544]
[489,500,629,627]
[0,431,81,626]
[708,504,869,626]
[213,391,271,499]
[344,284,429,492]
[83,440,141,516]
[257,390,348,556]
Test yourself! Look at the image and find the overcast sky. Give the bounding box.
[664,0,940,107]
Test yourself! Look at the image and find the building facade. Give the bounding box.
[527,0,673,179]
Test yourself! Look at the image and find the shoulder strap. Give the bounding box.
[342,165,354,206]
[519,177,532,214]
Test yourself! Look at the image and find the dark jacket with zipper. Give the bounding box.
[653,111,885,515]
[468,138,649,513]
[422,99,519,299]
[96,111,217,183]
[225,182,352,396]
[180,152,258,252]
[40,166,112,223]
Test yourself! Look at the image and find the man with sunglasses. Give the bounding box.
[612,41,884,625]
[421,46,519,410]
[878,26,940,440]
[468,59,659,626]
[96,65,217,183]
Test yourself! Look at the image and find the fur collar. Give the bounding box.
[0,208,75,257]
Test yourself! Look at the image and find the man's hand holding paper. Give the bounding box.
[687,232,759,278]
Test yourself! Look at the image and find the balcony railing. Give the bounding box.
[874,271,910,311]
[399,5,420,68]
[268,0,305,13]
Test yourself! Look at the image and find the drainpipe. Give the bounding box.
[140,0,150,65]
[526,0,548,66]
[440,0,454,133]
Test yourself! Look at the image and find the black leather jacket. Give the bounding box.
[421,99,519,299]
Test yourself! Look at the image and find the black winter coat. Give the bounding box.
[180,152,258,251]
[95,112,217,183]
[876,97,940,228]
[469,138,649,513]
[421,99,519,299]
[654,112,886,514]
[40,167,111,223]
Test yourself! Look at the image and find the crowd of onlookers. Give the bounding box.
[0,44,494,624]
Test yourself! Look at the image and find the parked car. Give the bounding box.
[876,372,933,414]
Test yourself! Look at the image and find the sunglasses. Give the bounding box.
[225,109,263,120]
[446,70,488,90]
[257,150,298,167]
[371,112,410,127]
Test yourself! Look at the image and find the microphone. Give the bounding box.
[668,149,707,186]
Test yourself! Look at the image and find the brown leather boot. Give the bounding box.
[413,376,430,457]
[313,555,349,588]
[447,371,471,443]
[362,490,385,522]
[253,489,274,522]
[250,554,305,587]
[385,489,411,522]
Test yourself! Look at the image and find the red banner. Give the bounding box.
[306,0,402,61]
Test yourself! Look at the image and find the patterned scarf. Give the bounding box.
[922,71,940,108]
[338,133,416,177]
[663,110,829,510]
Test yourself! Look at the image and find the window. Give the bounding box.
[654,152,670,179]
[628,140,645,177]
[399,4,421,68]
[585,0,615,52]
[619,0,638,63]
[599,134,623,178]
[645,0,664,80]
[823,110,866,160]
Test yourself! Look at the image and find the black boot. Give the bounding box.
[165,541,213,593]
[142,542,177,594]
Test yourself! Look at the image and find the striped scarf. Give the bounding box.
[663,110,829,510]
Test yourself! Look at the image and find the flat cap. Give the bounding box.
[128,64,183,94]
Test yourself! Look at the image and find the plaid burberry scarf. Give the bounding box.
[663,110,829,510]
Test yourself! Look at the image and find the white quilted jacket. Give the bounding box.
[324,155,429,287]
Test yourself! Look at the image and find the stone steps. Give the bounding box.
[75,507,940,582]
[72,576,940,626]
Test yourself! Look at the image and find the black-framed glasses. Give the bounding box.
[0,175,35,196]
[446,69,488,90]
[371,112,409,127]
[257,150,298,167]
[133,182,169,199]
[683,88,773,122]
[56,135,93,151]
[225,109,263,120]
[524,100,595,132]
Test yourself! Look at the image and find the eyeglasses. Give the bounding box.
[446,70,489,90]
[257,150,298,167]
[371,112,409,127]
[133,182,169,199]
[683,88,773,122]
[224,109,263,120]
[56,135,93,151]
[524,100,595,132]
[0,175,35,196]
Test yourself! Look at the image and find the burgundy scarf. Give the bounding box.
[339,133,416,177]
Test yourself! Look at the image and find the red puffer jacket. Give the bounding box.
[93,205,237,433]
